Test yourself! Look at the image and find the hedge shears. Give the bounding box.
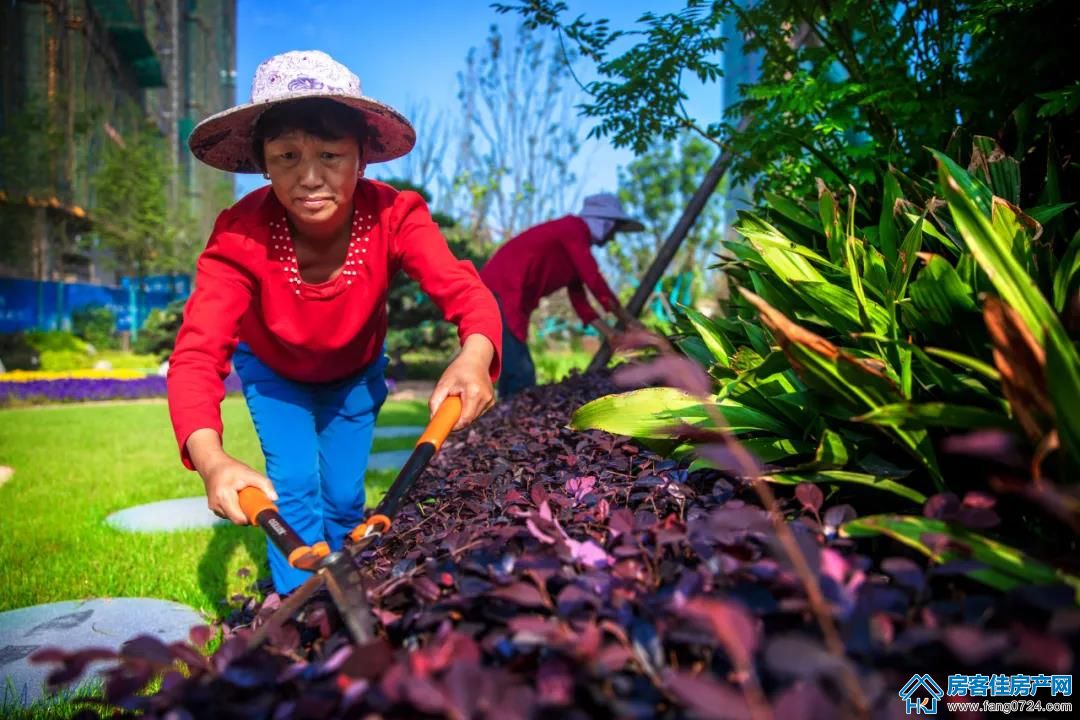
[238,395,461,648]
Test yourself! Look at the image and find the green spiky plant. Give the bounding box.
[573,137,1080,599]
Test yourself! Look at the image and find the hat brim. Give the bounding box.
[614,218,645,232]
[187,94,416,173]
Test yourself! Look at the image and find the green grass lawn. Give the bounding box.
[0,396,428,620]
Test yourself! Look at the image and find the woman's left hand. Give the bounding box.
[430,334,496,431]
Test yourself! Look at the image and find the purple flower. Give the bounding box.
[1,373,243,406]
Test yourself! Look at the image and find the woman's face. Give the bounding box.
[263,130,362,232]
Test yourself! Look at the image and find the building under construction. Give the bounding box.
[0,0,236,284]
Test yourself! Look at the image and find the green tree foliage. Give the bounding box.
[91,123,175,279]
[71,305,117,350]
[611,133,727,299]
[382,178,492,357]
[498,0,1080,215]
[133,298,186,360]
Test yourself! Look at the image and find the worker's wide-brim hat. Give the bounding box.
[187,50,415,173]
[579,193,645,232]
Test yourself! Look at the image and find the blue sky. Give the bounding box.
[233,0,723,206]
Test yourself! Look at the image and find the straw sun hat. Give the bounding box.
[188,50,415,174]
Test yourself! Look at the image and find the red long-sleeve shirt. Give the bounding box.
[479,215,619,342]
[167,180,502,469]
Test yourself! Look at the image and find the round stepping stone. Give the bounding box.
[105,497,226,533]
[373,426,423,439]
[0,598,204,707]
[367,449,414,472]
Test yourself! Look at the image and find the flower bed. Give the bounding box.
[0,373,242,406]
[35,372,1077,719]
[0,369,148,382]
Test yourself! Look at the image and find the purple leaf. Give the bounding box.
[488,582,549,608]
[1010,626,1074,673]
[565,474,597,503]
[556,583,600,616]
[942,429,1025,467]
[567,538,613,568]
[880,557,926,592]
[823,504,857,537]
[923,492,961,519]
[119,635,172,666]
[795,483,824,513]
[537,657,574,706]
[612,355,713,397]
[678,597,759,667]
[188,625,212,647]
[772,681,839,720]
[943,626,1010,665]
[661,669,752,720]
[765,635,854,680]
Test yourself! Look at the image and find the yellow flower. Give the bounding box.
[0,369,147,383]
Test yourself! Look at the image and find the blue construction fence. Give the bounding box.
[0,275,191,336]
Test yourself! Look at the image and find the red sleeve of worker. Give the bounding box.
[167,208,255,470]
[389,190,503,380]
[566,281,600,325]
[564,224,619,313]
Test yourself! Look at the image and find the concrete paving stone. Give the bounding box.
[105,444,419,535]
[373,426,423,439]
[105,497,227,533]
[367,449,414,472]
[0,598,205,707]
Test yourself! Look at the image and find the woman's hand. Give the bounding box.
[187,428,277,525]
[430,334,496,431]
[203,457,278,525]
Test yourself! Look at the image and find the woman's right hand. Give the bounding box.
[186,428,277,525]
[203,456,277,525]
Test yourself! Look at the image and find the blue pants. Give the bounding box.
[232,344,388,594]
[496,301,536,398]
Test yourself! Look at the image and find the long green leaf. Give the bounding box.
[908,255,978,325]
[766,471,926,503]
[794,281,892,335]
[686,436,811,470]
[845,234,874,333]
[905,210,960,252]
[973,135,1020,205]
[853,402,1011,430]
[570,388,790,439]
[819,186,845,263]
[1027,202,1075,226]
[878,171,902,263]
[923,347,1002,382]
[1053,229,1080,312]
[680,305,736,369]
[890,213,925,301]
[791,429,850,471]
[936,152,1080,466]
[764,190,823,234]
[842,515,1080,600]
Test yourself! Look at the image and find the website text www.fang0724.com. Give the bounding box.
[946,699,1073,714]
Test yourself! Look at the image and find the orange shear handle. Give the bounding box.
[238,486,330,571]
[418,395,462,451]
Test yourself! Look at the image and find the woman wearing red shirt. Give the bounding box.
[171,50,502,595]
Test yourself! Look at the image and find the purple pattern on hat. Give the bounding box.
[287,76,324,91]
[251,50,361,103]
